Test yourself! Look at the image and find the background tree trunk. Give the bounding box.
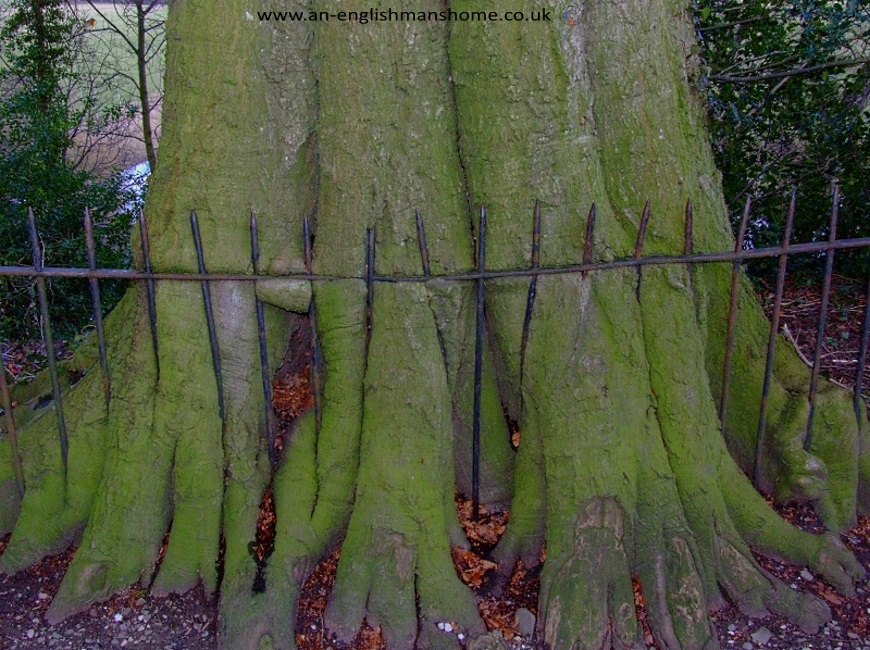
[1,1,868,648]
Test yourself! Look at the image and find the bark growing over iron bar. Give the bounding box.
[2,2,870,649]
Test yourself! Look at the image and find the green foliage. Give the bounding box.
[695,1,870,279]
[0,0,137,340]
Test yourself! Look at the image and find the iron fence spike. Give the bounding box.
[582,202,596,270]
[805,183,840,451]
[250,212,277,467]
[138,209,160,374]
[190,211,225,422]
[84,209,112,409]
[720,196,752,425]
[27,208,68,475]
[472,206,487,521]
[755,191,796,488]
[415,210,431,278]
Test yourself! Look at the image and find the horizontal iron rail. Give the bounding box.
[1,235,869,283]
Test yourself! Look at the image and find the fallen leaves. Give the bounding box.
[452,548,497,589]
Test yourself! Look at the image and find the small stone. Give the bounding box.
[437,622,446,631]
[742,643,753,650]
[26,629,35,639]
[89,608,99,618]
[516,608,536,638]
[848,632,860,640]
[727,624,737,633]
[458,633,465,641]
[799,569,814,581]
[135,598,146,607]
[38,592,49,600]
[444,623,453,633]
[113,613,123,623]
[751,627,773,646]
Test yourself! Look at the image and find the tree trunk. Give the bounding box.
[1,1,868,649]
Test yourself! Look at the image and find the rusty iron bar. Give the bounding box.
[190,212,225,422]
[250,213,276,467]
[0,357,24,497]
[415,210,431,277]
[754,191,796,488]
[364,228,375,356]
[856,261,870,424]
[138,209,159,375]
[303,214,322,433]
[27,208,69,474]
[84,209,112,409]
[684,199,701,322]
[805,183,840,452]
[472,206,487,521]
[520,201,542,379]
[3,236,870,284]
[634,200,652,299]
[582,202,597,270]
[684,200,695,280]
[719,197,752,426]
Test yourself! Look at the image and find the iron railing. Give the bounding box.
[1,190,869,519]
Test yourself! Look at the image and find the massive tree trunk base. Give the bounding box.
[1,269,866,650]
[2,1,870,648]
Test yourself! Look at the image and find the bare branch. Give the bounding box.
[709,58,870,83]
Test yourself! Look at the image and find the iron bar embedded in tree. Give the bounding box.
[138,209,159,375]
[27,208,68,475]
[520,201,542,381]
[365,228,375,357]
[805,183,839,451]
[634,200,652,299]
[755,191,796,488]
[303,214,322,433]
[250,213,276,467]
[719,197,752,426]
[582,202,597,270]
[190,212,225,422]
[472,206,486,520]
[415,210,431,278]
[84,209,111,409]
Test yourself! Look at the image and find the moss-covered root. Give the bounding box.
[637,267,853,633]
[322,284,484,648]
[0,438,21,536]
[858,416,870,515]
[221,280,367,650]
[220,414,318,650]
[538,498,640,650]
[700,267,864,532]
[42,281,218,621]
[0,290,145,575]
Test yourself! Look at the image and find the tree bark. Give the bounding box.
[1,1,868,648]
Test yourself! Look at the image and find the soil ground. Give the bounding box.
[1,279,869,649]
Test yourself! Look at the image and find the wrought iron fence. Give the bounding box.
[1,189,870,519]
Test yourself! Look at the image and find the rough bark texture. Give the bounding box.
[1,1,868,649]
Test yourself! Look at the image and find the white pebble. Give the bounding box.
[26,629,35,639]
[37,592,49,600]
[458,633,465,641]
[113,613,123,622]
[444,623,453,633]
[437,622,446,631]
